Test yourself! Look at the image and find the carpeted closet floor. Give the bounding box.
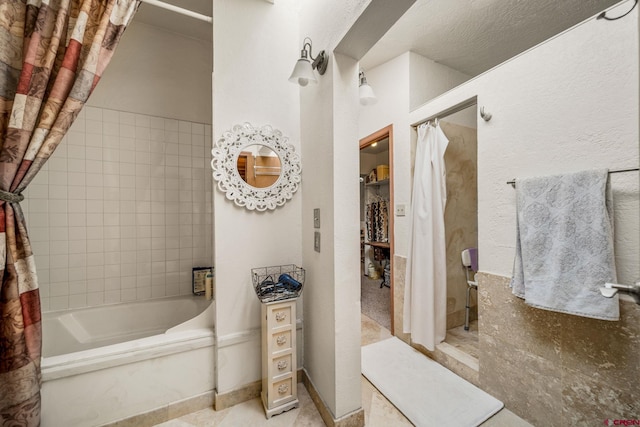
[361,274,390,330]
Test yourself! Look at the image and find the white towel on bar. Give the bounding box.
[510,169,619,321]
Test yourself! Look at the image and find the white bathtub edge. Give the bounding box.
[167,301,215,333]
[42,329,215,381]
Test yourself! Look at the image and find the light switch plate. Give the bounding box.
[395,204,406,216]
[313,208,320,228]
[314,231,321,252]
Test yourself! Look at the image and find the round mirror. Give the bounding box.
[236,144,282,189]
[211,123,301,211]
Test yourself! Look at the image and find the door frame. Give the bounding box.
[359,124,394,334]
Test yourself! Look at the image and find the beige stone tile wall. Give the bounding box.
[477,272,640,426]
[392,255,410,343]
[441,121,478,328]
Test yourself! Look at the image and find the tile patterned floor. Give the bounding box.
[155,315,532,427]
[361,316,532,427]
[154,385,324,427]
[361,312,392,347]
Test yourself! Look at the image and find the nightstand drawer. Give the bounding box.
[267,304,293,329]
[271,353,293,377]
[271,329,292,353]
[271,376,294,405]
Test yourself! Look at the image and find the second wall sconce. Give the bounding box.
[359,70,377,106]
[289,37,328,87]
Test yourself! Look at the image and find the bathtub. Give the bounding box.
[41,296,216,427]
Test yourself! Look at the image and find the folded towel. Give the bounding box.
[510,169,619,321]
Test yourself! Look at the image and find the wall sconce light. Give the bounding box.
[359,70,377,106]
[289,37,328,87]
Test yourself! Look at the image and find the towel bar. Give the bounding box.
[599,282,640,304]
[506,167,639,187]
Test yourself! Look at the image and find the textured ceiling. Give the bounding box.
[132,0,625,77]
[360,0,623,76]
[133,0,212,42]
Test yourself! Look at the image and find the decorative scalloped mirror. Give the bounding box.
[211,123,301,211]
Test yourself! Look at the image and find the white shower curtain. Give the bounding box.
[403,122,449,351]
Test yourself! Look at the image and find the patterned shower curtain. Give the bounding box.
[0,1,140,425]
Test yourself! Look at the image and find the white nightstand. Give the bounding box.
[261,298,299,418]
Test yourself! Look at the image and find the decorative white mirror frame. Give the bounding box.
[211,123,301,211]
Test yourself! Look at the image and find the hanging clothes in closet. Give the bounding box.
[365,197,388,243]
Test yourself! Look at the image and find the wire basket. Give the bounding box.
[251,264,305,303]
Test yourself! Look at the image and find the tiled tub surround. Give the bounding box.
[477,272,640,426]
[21,106,213,311]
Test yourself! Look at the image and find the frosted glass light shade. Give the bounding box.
[289,58,317,86]
[359,83,377,105]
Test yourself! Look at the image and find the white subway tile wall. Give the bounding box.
[24,106,213,312]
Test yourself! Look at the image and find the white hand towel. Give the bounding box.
[510,169,619,321]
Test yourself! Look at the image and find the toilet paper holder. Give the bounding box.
[599,282,640,304]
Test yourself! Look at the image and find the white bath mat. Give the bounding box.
[362,337,503,427]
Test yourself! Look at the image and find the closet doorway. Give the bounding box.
[360,125,394,334]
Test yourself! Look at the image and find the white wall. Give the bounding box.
[409,52,471,111]
[409,6,639,283]
[89,21,212,124]
[299,65,339,415]
[359,52,472,257]
[300,52,363,420]
[212,0,302,394]
[359,55,410,258]
[299,0,375,418]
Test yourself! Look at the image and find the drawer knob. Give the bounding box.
[278,384,289,395]
[275,311,287,322]
[276,335,287,345]
[277,360,289,370]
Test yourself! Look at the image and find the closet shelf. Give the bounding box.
[365,178,389,187]
[366,241,390,249]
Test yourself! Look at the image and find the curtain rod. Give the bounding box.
[506,167,639,187]
[411,98,477,128]
[140,0,212,23]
